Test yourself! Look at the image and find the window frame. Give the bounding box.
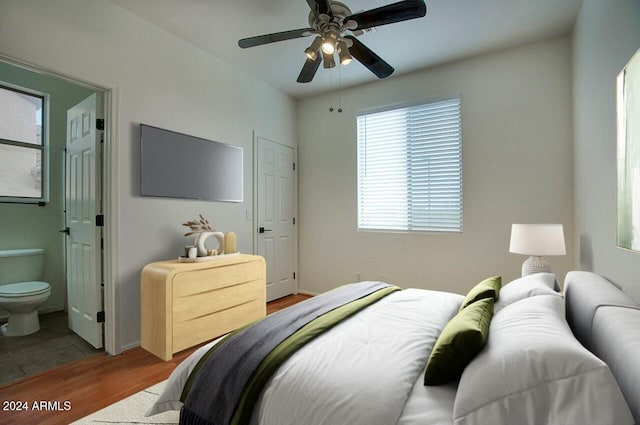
[0,82,50,204]
[356,96,463,234]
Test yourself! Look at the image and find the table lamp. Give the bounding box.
[509,224,566,277]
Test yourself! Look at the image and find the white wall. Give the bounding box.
[297,37,574,296]
[572,0,640,301]
[0,0,297,351]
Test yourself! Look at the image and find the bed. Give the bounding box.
[148,272,638,425]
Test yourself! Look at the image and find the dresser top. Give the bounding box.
[142,253,264,275]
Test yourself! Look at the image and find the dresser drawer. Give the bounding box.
[172,298,264,353]
[172,260,263,298]
[173,278,263,323]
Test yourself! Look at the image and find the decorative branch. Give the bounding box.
[182,214,215,236]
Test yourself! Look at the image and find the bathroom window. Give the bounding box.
[0,83,48,203]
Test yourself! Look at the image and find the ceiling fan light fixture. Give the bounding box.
[322,50,336,69]
[337,40,352,65]
[321,31,338,55]
[321,38,335,55]
[304,36,323,60]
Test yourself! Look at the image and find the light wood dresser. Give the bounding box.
[141,254,266,360]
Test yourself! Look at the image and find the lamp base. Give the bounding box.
[521,256,551,277]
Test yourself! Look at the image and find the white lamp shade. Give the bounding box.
[509,224,566,256]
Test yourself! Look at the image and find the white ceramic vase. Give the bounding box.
[195,231,225,257]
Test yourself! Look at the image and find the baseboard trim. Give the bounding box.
[297,289,319,296]
[121,340,141,353]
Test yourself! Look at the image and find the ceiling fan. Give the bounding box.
[238,0,427,83]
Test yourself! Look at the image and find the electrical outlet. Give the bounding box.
[356,272,361,282]
[246,210,252,221]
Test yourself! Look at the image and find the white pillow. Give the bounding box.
[453,295,633,425]
[494,272,559,312]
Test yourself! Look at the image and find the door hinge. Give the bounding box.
[293,162,296,170]
[97,311,105,323]
[293,217,295,225]
[293,272,296,280]
[101,238,104,250]
[96,119,104,130]
[96,214,104,227]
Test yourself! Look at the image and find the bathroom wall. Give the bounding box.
[0,60,96,317]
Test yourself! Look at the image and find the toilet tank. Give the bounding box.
[0,249,45,285]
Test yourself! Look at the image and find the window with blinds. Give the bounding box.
[357,97,462,232]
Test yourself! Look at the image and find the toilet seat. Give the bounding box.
[0,281,50,298]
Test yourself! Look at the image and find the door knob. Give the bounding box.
[59,227,70,235]
[258,227,272,234]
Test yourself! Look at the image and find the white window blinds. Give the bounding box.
[357,97,462,232]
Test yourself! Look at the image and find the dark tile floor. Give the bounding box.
[0,311,104,386]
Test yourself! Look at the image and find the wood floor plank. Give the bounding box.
[267,293,312,315]
[0,293,311,425]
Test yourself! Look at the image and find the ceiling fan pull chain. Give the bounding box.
[338,65,343,113]
[329,67,334,112]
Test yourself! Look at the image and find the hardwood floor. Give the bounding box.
[266,292,312,314]
[0,293,311,425]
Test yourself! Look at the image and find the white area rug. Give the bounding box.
[71,380,179,425]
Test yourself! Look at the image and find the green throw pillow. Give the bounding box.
[459,276,501,312]
[424,297,494,386]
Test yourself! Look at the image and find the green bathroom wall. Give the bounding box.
[0,60,95,317]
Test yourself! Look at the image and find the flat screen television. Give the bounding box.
[140,124,243,202]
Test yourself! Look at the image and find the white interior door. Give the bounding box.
[65,93,103,349]
[256,136,295,301]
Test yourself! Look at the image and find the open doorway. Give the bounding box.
[0,58,113,385]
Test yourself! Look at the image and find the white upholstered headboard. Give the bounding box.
[564,271,640,423]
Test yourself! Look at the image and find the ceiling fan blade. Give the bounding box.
[305,0,333,17]
[344,0,426,31]
[297,55,322,83]
[238,28,314,49]
[344,35,394,79]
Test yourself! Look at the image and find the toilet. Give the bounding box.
[0,249,51,336]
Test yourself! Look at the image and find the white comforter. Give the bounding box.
[150,288,463,425]
[151,280,634,425]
